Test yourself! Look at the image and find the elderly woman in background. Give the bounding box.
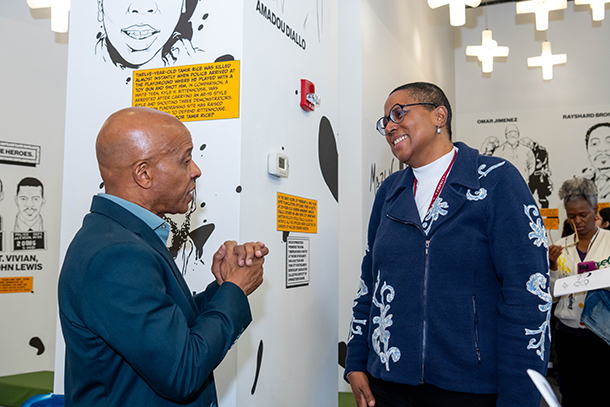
[549,177,610,407]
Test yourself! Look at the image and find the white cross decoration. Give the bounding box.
[527,41,567,80]
[466,30,509,73]
[575,0,610,21]
[516,0,567,31]
[26,0,71,33]
[427,0,481,27]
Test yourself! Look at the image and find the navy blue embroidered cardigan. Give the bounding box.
[345,142,551,407]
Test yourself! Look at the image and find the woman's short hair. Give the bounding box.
[390,82,453,140]
[558,177,598,208]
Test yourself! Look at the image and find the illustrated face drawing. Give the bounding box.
[587,125,610,176]
[505,124,520,147]
[98,0,186,67]
[16,185,45,223]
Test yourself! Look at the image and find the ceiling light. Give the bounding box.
[427,0,481,27]
[574,0,609,21]
[26,0,71,33]
[516,0,567,31]
[466,29,509,73]
[527,41,566,80]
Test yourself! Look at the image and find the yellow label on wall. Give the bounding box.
[599,202,610,209]
[543,217,559,230]
[540,208,559,218]
[277,193,317,234]
[0,276,33,294]
[132,61,240,122]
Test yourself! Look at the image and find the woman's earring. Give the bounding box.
[437,126,441,134]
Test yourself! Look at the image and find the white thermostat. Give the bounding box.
[268,153,289,178]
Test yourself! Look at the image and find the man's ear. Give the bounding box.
[133,161,153,189]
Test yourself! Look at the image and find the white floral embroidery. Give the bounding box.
[477,161,506,179]
[371,272,401,370]
[525,273,552,361]
[353,278,369,307]
[466,188,487,201]
[347,278,369,343]
[524,204,548,249]
[423,198,449,234]
[348,316,368,343]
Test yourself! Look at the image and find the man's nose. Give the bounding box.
[191,161,202,180]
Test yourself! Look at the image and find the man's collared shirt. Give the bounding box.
[98,194,169,245]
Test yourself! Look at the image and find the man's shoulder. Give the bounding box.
[66,202,152,261]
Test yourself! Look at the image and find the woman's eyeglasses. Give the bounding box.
[376,102,438,136]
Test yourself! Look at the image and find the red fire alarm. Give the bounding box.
[300,79,320,112]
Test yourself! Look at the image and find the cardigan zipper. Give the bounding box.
[472,295,482,364]
[385,214,429,381]
[421,239,430,383]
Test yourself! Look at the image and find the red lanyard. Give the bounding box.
[413,150,457,212]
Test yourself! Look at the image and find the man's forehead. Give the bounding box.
[592,128,610,137]
[18,185,43,195]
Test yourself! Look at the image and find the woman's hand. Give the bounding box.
[549,244,563,271]
[348,372,376,407]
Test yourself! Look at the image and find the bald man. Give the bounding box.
[58,107,267,407]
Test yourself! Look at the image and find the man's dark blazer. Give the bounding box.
[58,196,251,407]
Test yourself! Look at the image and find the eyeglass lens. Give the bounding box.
[390,105,404,125]
[381,105,404,129]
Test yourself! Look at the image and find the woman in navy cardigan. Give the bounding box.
[345,82,550,407]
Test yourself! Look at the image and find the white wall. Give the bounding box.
[0,2,67,377]
[238,1,340,405]
[455,1,610,240]
[54,1,340,406]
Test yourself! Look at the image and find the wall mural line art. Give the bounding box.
[318,116,338,202]
[29,336,45,356]
[95,0,204,70]
[0,178,4,245]
[164,185,217,277]
[581,123,610,201]
[302,0,324,42]
[14,177,46,232]
[481,124,553,208]
[370,158,406,195]
[250,339,263,395]
[12,177,48,251]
